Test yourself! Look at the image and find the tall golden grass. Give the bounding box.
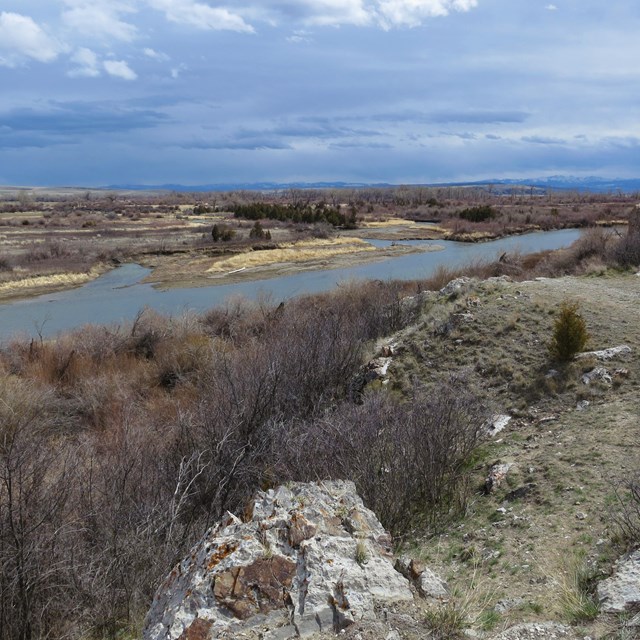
[206,237,373,273]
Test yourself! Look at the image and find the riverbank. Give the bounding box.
[0,228,588,340]
[140,236,441,290]
[0,221,597,305]
[0,264,111,303]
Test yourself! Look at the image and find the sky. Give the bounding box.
[0,0,639,187]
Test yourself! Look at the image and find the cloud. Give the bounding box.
[545,4,558,10]
[0,12,64,66]
[143,47,170,61]
[67,47,101,77]
[521,135,566,145]
[170,64,188,78]
[279,0,372,27]
[61,2,138,42]
[329,141,393,149]
[375,0,478,28]
[286,30,313,43]
[429,110,529,124]
[260,0,477,28]
[104,59,138,80]
[176,139,292,150]
[439,131,477,140]
[366,109,529,124]
[0,102,167,140]
[147,0,255,33]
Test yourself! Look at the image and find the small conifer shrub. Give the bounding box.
[549,302,589,362]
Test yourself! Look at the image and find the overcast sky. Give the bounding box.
[0,0,638,186]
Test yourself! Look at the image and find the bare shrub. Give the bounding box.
[273,379,489,537]
[0,378,78,640]
[610,232,640,267]
[612,472,640,548]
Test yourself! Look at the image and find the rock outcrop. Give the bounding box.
[577,345,632,361]
[143,481,413,640]
[597,549,640,613]
[394,557,448,600]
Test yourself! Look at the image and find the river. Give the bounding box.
[0,228,582,340]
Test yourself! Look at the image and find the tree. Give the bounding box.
[549,302,589,362]
[212,224,221,242]
[249,221,267,240]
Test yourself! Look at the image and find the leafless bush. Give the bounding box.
[0,272,482,638]
[609,232,640,267]
[612,472,640,549]
[22,240,74,263]
[272,379,490,537]
[0,378,78,640]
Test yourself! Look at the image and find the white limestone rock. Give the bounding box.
[577,345,632,361]
[143,481,413,640]
[597,550,640,613]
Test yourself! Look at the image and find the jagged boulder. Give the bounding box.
[143,481,413,640]
[439,276,475,296]
[394,557,448,600]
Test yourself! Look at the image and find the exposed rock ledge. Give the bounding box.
[143,481,414,640]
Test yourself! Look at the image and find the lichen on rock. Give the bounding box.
[143,481,414,640]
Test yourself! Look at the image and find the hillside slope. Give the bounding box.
[381,272,640,638]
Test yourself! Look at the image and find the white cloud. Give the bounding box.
[104,59,138,80]
[143,47,170,61]
[247,0,477,29]
[0,12,64,66]
[62,1,137,42]
[545,4,558,10]
[68,47,101,76]
[286,30,313,43]
[290,0,372,27]
[147,0,255,33]
[170,63,188,78]
[375,0,478,28]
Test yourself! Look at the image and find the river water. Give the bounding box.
[0,228,582,340]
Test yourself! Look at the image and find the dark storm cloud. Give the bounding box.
[0,102,168,136]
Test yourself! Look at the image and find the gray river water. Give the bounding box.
[0,228,582,340]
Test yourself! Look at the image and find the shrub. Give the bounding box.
[272,379,489,537]
[458,205,496,223]
[612,471,640,548]
[424,603,467,640]
[549,302,589,362]
[610,232,640,267]
[249,220,268,240]
[211,224,235,242]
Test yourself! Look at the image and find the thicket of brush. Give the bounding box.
[0,279,490,640]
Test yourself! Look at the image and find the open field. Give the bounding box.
[0,185,634,303]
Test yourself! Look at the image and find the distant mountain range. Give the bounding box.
[106,176,640,194]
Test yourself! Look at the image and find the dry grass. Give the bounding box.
[391,271,640,637]
[0,267,103,295]
[206,237,374,273]
[361,219,418,228]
